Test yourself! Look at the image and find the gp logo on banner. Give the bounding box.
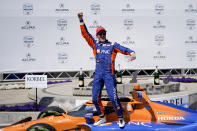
[154,34,165,46]
[124,19,134,30]
[155,3,164,15]
[186,19,196,30]
[186,50,196,61]
[57,19,67,30]
[90,3,101,15]
[58,52,68,63]
[23,3,33,15]
[23,36,34,48]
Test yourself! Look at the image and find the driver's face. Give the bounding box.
[96,30,106,43]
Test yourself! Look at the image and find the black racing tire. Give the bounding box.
[26,123,56,131]
[37,106,65,119]
[77,125,91,131]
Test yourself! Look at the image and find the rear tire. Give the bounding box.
[37,106,65,119]
[26,123,56,131]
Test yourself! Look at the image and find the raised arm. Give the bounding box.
[78,12,95,49]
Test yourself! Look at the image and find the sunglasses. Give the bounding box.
[97,31,106,36]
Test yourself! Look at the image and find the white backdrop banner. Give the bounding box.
[0,0,197,73]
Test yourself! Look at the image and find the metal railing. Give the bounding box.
[1,68,197,81]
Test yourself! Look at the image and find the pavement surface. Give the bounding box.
[0,77,197,106]
[0,89,34,106]
[0,79,81,106]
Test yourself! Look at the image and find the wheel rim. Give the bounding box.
[29,127,50,131]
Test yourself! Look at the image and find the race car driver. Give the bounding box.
[78,12,136,128]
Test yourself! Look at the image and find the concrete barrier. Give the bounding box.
[73,82,180,96]
[0,112,39,125]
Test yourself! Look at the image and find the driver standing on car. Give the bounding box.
[78,12,136,128]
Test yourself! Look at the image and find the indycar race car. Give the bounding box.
[1,84,197,131]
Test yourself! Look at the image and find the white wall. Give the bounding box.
[0,0,197,73]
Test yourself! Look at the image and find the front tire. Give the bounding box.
[26,123,56,131]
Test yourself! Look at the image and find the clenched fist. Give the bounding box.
[78,12,83,22]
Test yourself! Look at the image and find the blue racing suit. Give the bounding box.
[80,23,135,117]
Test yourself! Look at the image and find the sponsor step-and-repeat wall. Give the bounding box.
[0,0,197,73]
